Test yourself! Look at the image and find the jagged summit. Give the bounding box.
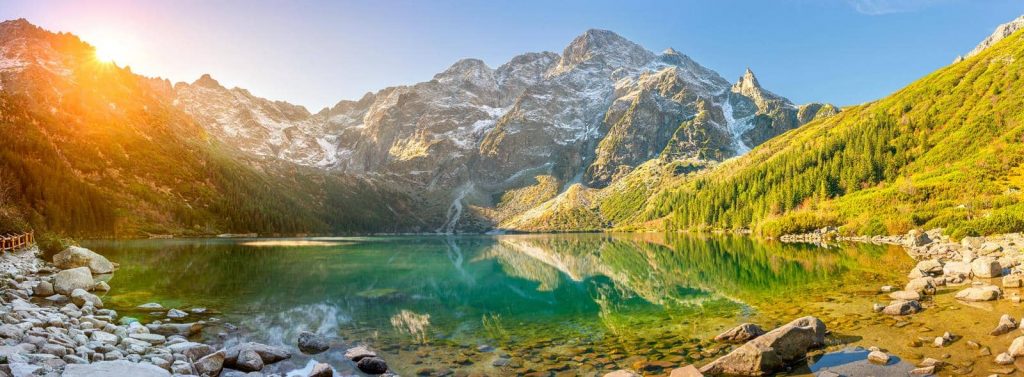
[433,58,496,86]
[961,14,1024,61]
[734,68,761,91]
[555,29,654,73]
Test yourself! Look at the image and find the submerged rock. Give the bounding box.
[714,323,765,344]
[309,362,333,377]
[699,316,826,376]
[881,300,922,316]
[53,246,116,274]
[991,314,1018,336]
[604,371,642,377]
[344,345,378,361]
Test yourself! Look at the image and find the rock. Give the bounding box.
[714,323,765,344]
[224,342,291,367]
[909,366,935,375]
[996,352,1015,365]
[234,348,264,372]
[357,356,389,374]
[699,316,826,376]
[888,290,921,301]
[914,259,942,274]
[53,246,115,274]
[62,360,170,377]
[52,267,94,295]
[962,236,985,249]
[603,371,641,377]
[880,285,893,293]
[972,257,1002,278]
[92,281,110,292]
[170,360,192,375]
[137,303,165,310]
[905,277,936,295]
[309,362,333,377]
[881,300,922,316]
[33,281,54,296]
[129,333,166,344]
[955,285,1001,301]
[934,336,950,347]
[1003,274,1024,288]
[90,331,118,345]
[70,289,103,308]
[344,345,378,361]
[943,261,973,277]
[992,314,1018,336]
[907,230,932,247]
[166,308,188,319]
[867,350,890,364]
[193,350,225,377]
[669,365,704,377]
[297,331,329,354]
[169,342,215,361]
[146,322,202,336]
[1010,336,1024,357]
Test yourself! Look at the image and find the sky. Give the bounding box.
[2,0,1023,110]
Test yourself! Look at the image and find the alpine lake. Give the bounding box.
[79,233,1019,376]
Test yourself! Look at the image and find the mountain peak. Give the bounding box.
[964,14,1024,59]
[734,68,761,91]
[433,58,496,88]
[192,74,224,89]
[556,28,654,72]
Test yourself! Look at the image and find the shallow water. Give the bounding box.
[82,233,923,376]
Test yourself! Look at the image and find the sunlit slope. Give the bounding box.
[0,21,423,237]
[641,29,1024,237]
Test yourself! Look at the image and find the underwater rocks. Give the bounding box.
[699,316,826,376]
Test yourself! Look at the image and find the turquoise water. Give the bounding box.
[82,234,912,376]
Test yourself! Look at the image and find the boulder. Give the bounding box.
[888,290,920,301]
[881,300,922,316]
[914,259,942,275]
[297,331,329,354]
[996,352,1015,365]
[942,261,973,277]
[905,277,936,295]
[991,314,1018,336]
[168,342,214,361]
[193,350,225,377]
[53,246,116,274]
[867,350,890,364]
[166,308,188,319]
[62,360,170,377]
[699,316,826,376]
[309,363,333,377]
[356,356,389,374]
[955,285,1001,302]
[714,323,765,344]
[906,230,932,247]
[962,236,985,249]
[344,345,378,361]
[33,281,54,296]
[53,267,94,295]
[70,289,103,308]
[1011,336,1024,357]
[146,322,202,336]
[224,342,291,368]
[971,257,1002,278]
[234,348,263,372]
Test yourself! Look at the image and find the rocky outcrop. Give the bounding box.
[959,15,1024,61]
[699,316,826,376]
[714,323,765,344]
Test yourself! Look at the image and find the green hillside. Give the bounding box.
[639,29,1024,238]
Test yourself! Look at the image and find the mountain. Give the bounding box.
[603,16,1024,238]
[957,15,1024,62]
[0,19,430,237]
[175,29,836,232]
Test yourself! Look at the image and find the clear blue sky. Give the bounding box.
[2,0,1023,110]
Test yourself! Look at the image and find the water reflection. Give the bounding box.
[83,234,911,375]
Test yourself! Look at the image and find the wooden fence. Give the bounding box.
[0,231,34,252]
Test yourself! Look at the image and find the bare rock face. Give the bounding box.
[962,15,1024,60]
[174,29,838,232]
[699,316,826,376]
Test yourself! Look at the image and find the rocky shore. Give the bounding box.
[0,246,395,377]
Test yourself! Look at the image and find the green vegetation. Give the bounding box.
[635,29,1024,238]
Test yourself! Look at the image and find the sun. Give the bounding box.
[94,46,116,63]
[87,34,133,64]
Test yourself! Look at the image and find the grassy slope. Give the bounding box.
[639,29,1024,238]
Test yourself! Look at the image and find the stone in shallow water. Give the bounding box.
[53,267,94,296]
[881,300,921,316]
[888,290,921,301]
[297,331,329,354]
[955,285,1001,302]
[996,352,1015,365]
[166,308,188,319]
[193,350,225,376]
[137,302,165,310]
[603,371,641,377]
[62,360,170,377]
[309,362,333,377]
[991,314,1017,336]
[713,323,765,344]
[700,316,825,376]
[357,356,389,374]
[867,350,890,364]
[344,345,377,361]
[53,246,116,274]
